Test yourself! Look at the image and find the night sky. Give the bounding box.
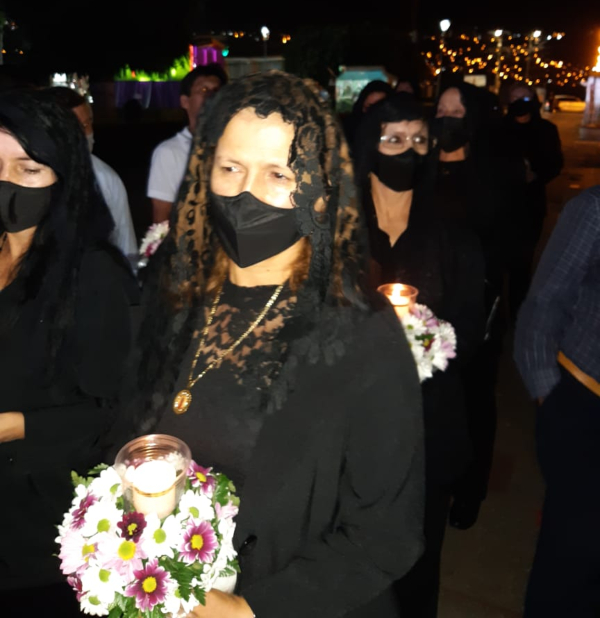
[2,0,599,77]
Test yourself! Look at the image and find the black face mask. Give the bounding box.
[209,190,303,268]
[373,150,424,192]
[0,181,54,233]
[433,116,469,152]
[509,98,535,118]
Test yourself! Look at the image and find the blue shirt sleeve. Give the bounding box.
[513,187,600,398]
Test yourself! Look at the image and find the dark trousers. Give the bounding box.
[506,215,545,322]
[524,370,600,618]
[393,483,452,618]
[452,335,501,504]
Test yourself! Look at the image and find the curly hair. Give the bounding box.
[0,89,114,365]
[130,70,373,430]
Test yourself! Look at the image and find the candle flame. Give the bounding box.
[592,47,600,73]
[389,284,410,306]
[594,46,600,73]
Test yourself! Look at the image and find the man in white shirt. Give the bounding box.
[44,87,139,270]
[147,63,228,223]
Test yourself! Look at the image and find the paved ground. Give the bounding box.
[93,107,600,618]
[438,111,600,618]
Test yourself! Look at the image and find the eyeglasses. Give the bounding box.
[379,133,429,154]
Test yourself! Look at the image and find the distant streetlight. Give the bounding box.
[494,29,503,94]
[526,29,541,82]
[261,25,270,58]
[436,19,451,98]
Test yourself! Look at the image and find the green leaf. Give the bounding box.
[193,586,206,606]
[161,556,195,600]
[88,463,110,476]
[71,470,90,488]
[150,606,163,618]
[219,565,237,577]
[115,593,128,611]
[108,605,122,618]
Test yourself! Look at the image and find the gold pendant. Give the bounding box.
[173,389,192,414]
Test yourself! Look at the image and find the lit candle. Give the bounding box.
[377,283,419,319]
[130,460,177,519]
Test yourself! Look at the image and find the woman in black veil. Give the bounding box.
[118,71,425,618]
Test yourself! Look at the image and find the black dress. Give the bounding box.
[154,279,296,493]
[139,278,426,617]
[0,248,139,614]
[364,183,486,617]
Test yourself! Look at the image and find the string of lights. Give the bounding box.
[423,29,590,89]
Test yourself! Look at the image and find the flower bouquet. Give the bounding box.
[400,303,457,382]
[56,442,239,617]
[138,221,169,270]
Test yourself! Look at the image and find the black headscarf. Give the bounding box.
[343,79,394,148]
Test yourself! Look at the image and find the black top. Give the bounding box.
[365,183,486,483]
[137,292,425,617]
[0,248,140,590]
[156,279,294,492]
[499,113,564,231]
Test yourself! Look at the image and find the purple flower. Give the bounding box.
[187,461,216,495]
[71,493,97,530]
[117,512,147,542]
[125,558,171,611]
[180,521,218,564]
[67,575,84,601]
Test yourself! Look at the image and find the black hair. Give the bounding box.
[180,63,229,97]
[344,79,394,150]
[433,81,500,162]
[353,92,432,193]
[42,86,88,110]
[0,89,114,368]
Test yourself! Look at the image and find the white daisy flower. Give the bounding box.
[79,592,110,616]
[80,501,122,538]
[178,490,215,523]
[88,466,123,501]
[80,563,125,604]
[161,583,200,617]
[142,513,182,559]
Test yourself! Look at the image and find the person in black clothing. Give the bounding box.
[0,90,140,616]
[501,81,564,321]
[342,79,394,151]
[118,71,425,618]
[430,81,525,531]
[352,92,486,618]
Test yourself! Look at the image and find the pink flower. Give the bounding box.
[187,461,216,496]
[57,530,98,575]
[70,493,97,530]
[180,521,218,564]
[125,558,172,612]
[67,575,84,601]
[215,501,239,520]
[96,534,147,581]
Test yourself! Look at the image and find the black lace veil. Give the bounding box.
[130,70,371,432]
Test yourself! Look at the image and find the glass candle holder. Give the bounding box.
[114,434,191,519]
[377,283,419,318]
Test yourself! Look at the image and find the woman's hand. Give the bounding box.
[186,590,254,618]
[0,411,25,443]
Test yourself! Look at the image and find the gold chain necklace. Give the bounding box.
[173,282,285,415]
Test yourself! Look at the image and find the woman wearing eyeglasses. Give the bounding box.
[353,92,486,618]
